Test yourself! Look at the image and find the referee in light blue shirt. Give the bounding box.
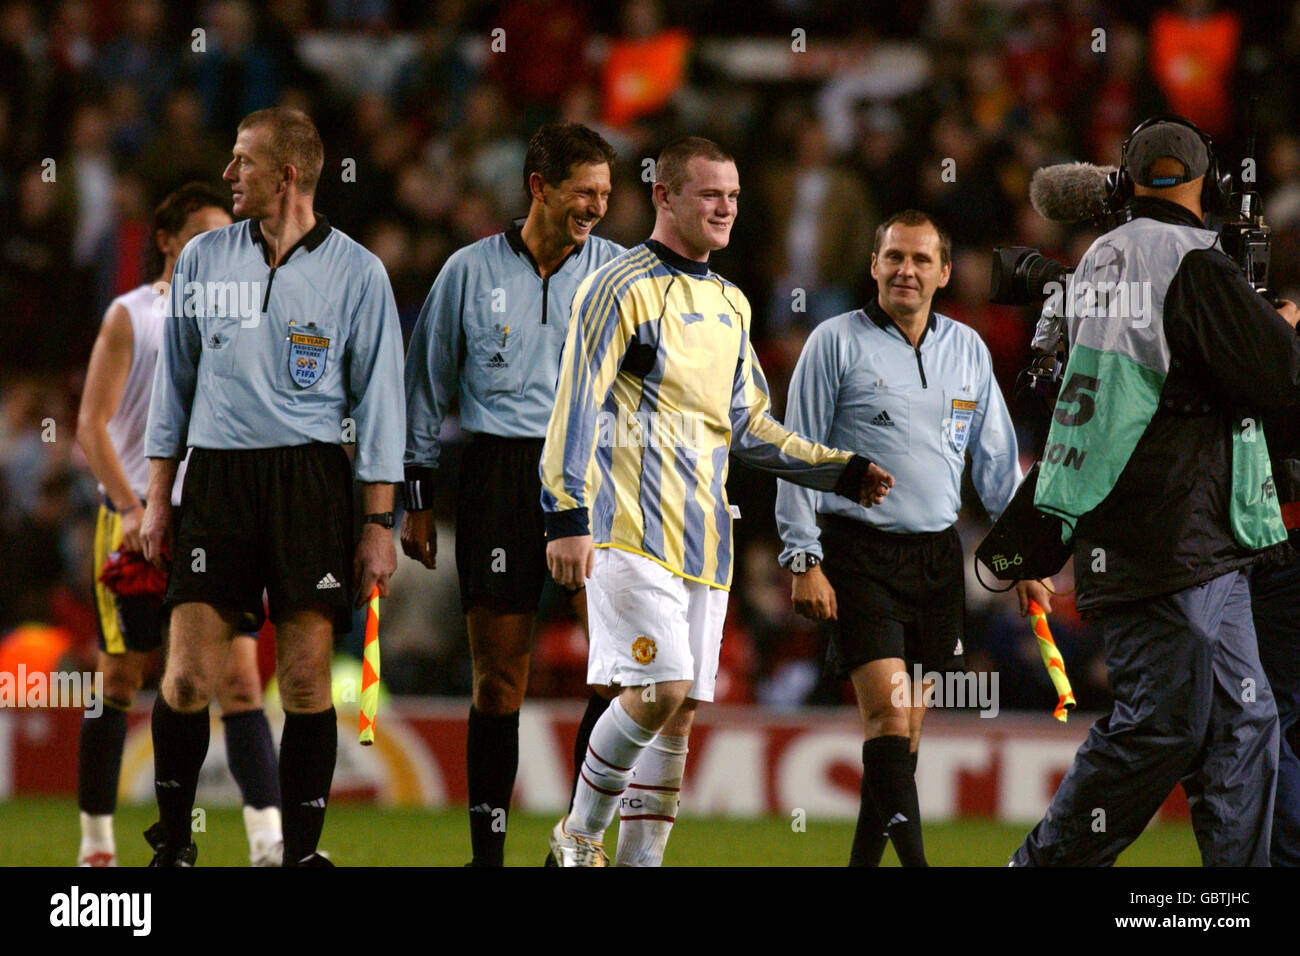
[400,123,625,867]
[775,209,1050,867]
[142,108,405,867]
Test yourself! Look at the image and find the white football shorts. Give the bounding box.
[585,547,729,702]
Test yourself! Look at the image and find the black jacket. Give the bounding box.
[1073,197,1300,612]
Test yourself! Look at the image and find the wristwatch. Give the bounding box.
[790,552,821,573]
[363,512,396,529]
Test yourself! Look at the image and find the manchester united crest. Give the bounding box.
[631,636,657,665]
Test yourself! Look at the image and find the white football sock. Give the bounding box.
[615,733,687,867]
[568,698,657,840]
[78,812,115,863]
[244,805,283,865]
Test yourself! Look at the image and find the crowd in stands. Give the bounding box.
[4,0,1300,713]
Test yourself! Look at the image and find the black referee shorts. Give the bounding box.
[455,433,552,614]
[820,515,965,678]
[165,443,355,634]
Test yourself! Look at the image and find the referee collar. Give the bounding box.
[646,239,710,277]
[505,217,582,277]
[864,296,936,346]
[249,213,332,265]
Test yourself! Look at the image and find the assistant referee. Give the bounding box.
[402,123,624,866]
[143,108,405,866]
[776,209,1049,866]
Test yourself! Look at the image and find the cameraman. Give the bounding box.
[1013,118,1300,866]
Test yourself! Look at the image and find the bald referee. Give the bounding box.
[143,108,405,866]
[402,123,624,866]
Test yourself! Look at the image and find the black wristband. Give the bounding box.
[544,507,590,540]
[403,466,435,511]
[832,454,873,500]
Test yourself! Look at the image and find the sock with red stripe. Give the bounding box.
[615,733,686,866]
[567,697,656,841]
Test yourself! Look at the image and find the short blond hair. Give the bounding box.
[238,107,325,194]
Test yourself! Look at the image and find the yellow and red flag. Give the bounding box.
[1028,598,1075,722]
[359,586,381,745]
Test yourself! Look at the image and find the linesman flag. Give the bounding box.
[359,585,381,745]
[1028,598,1075,722]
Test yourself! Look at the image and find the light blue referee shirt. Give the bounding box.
[145,215,406,483]
[776,298,1021,566]
[403,222,625,478]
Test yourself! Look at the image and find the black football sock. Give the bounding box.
[467,706,520,866]
[849,741,889,867]
[569,693,612,810]
[78,698,130,815]
[222,709,280,810]
[152,695,210,846]
[864,734,928,867]
[280,707,337,864]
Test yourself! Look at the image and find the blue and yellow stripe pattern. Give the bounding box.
[540,241,854,590]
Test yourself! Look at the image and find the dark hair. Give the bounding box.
[873,209,952,267]
[522,122,617,202]
[149,182,230,276]
[655,136,735,194]
[237,107,325,193]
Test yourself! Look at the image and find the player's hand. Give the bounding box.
[400,509,437,569]
[1015,578,1052,616]
[118,503,145,555]
[547,534,594,591]
[859,462,895,507]
[140,498,172,569]
[791,564,837,621]
[354,522,398,608]
[1278,299,1300,329]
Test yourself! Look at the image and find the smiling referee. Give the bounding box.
[402,123,624,866]
[143,108,405,866]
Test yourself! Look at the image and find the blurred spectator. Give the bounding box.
[1148,0,1240,137]
[195,0,282,132]
[762,111,875,332]
[95,0,174,117]
[136,87,230,199]
[492,0,591,122]
[600,0,691,128]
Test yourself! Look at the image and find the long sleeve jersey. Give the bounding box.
[540,239,864,590]
[145,215,405,482]
[776,300,1021,565]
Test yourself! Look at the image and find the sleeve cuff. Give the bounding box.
[403,466,435,511]
[832,454,872,500]
[545,507,590,539]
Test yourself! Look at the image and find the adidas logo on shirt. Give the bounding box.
[871,410,896,427]
[300,797,327,808]
[486,352,508,368]
[316,573,342,590]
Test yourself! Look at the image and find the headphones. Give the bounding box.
[1106,114,1233,215]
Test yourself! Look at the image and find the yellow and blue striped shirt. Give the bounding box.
[540,239,860,590]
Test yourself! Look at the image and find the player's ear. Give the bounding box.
[869,251,879,280]
[155,228,171,257]
[937,260,952,288]
[652,181,671,210]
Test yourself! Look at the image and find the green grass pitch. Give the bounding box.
[0,797,1201,866]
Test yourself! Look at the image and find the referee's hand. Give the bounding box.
[859,462,895,508]
[141,498,173,570]
[354,523,398,608]
[791,564,837,621]
[400,509,437,569]
[547,534,594,591]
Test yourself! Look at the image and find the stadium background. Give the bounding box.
[0,0,1296,864]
